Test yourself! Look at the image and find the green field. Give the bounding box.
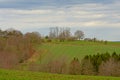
[0,41,120,79]
[35,41,120,63]
[0,69,119,80]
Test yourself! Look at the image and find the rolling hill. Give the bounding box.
[33,41,120,64]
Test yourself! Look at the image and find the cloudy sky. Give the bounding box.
[0,0,120,41]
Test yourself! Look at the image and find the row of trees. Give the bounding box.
[28,52,120,77]
[47,27,107,44]
[48,27,84,41]
[0,28,41,69]
[69,52,120,76]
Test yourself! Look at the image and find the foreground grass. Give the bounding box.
[0,69,119,80]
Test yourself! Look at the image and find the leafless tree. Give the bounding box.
[99,58,120,76]
[58,27,71,41]
[74,30,84,40]
[81,59,96,75]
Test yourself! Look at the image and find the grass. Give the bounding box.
[35,41,120,63]
[0,41,120,79]
[0,69,119,80]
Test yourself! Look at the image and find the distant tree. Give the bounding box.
[45,35,49,39]
[24,32,41,44]
[49,27,59,39]
[104,40,108,45]
[92,37,97,42]
[48,27,73,41]
[6,28,23,37]
[74,30,84,40]
[58,27,71,41]
[84,38,92,41]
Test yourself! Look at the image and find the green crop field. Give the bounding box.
[0,69,119,80]
[34,41,120,63]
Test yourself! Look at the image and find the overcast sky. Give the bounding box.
[0,0,120,41]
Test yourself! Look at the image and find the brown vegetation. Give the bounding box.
[0,29,41,69]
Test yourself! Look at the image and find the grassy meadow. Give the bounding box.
[0,69,119,80]
[34,41,120,63]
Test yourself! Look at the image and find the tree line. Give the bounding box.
[46,27,107,44]
[69,52,120,77]
[0,28,42,69]
[28,52,120,77]
[47,27,84,41]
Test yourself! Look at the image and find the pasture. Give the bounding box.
[0,69,119,80]
[35,41,120,63]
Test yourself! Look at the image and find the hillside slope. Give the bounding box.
[34,41,120,63]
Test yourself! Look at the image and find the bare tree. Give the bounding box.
[49,27,60,39]
[58,27,71,41]
[81,59,96,75]
[39,56,67,74]
[99,58,120,76]
[49,27,56,39]
[49,27,72,41]
[74,30,84,40]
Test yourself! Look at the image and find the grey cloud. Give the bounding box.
[0,0,115,9]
